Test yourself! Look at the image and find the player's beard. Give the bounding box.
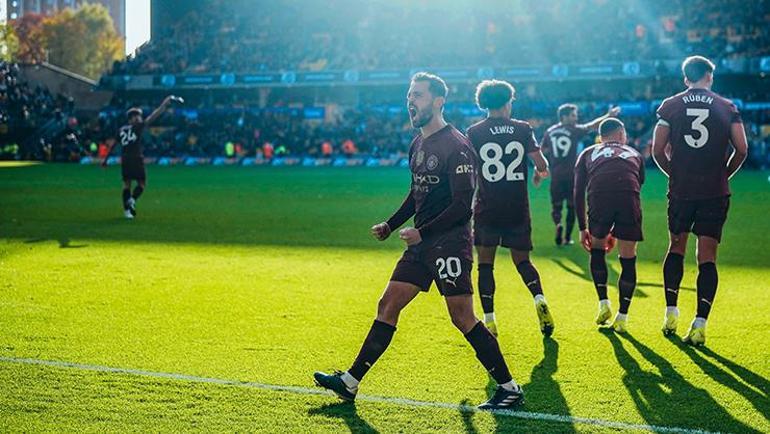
[410,106,432,129]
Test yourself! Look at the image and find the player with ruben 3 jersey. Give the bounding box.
[652,56,748,345]
[102,95,180,219]
[542,104,620,246]
[574,118,645,333]
[314,73,525,410]
[466,80,554,337]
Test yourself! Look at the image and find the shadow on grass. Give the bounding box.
[551,254,696,295]
[23,237,88,248]
[551,257,650,299]
[473,338,575,433]
[667,337,770,424]
[602,330,760,433]
[308,401,379,433]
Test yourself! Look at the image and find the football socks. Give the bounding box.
[464,321,513,385]
[618,256,637,314]
[348,320,396,381]
[696,262,718,319]
[516,260,544,297]
[663,252,684,307]
[478,263,496,314]
[590,248,609,301]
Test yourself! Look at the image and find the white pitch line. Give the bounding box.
[0,356,719,434]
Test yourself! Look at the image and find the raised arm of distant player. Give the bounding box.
[144,96,175,126]
[651,123,672,177]
[583,106,622,131]
[726,122,748,179]
[101,137,117,167]
[573,153,590,251]
[372,191,416,241]
[529,149,549,188]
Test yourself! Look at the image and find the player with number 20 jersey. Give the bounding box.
[466,80,554,338]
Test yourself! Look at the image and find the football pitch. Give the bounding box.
[1,163,768,433]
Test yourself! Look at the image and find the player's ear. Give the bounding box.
[433,96,445,111]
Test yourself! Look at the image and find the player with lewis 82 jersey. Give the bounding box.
[466,80,554,338]
[652,55,748,345]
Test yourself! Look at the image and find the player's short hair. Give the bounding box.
[558,104,578,120]
[599,118,625,137]
[126,107,143,118]
[411,72,448,99]
[475,80,515,110]
[682,56,715,83]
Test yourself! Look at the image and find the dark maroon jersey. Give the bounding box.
[574,142,645,196]
[408,125,476,238]
[574,142,645,231]
[541,123,591,181]
[467,117,539,226]
[656,88,742,200]
[118,122,145,159]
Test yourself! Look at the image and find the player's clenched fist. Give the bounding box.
[399,227,422,246]
[371,222,391,241]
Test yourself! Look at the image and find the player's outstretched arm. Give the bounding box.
[529,150,549,187]
[584,106,621,131]
[573,154,590,251]
[101,137,116,167]
[376,191,415,240]
[727,122,748,179]
[652,122,672,177]
[145,95,178,126]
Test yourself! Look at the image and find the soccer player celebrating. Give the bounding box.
[466,80,554,337]
[652,56,748,345]
[574,118,645,333]
[542,104,620,246]
[314,73,524,410]
[102,95,179,219]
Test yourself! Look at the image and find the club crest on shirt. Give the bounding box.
[415,151,425,167]
[427,155,439,171]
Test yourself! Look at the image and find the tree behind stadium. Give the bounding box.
[12,4,123,80]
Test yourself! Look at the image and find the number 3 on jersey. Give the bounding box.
[479,141,525,182]
[685,108,709,149]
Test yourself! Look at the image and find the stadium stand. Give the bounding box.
[110,0,770,75]
[3,1,770,168]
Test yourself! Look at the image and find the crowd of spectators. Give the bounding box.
[0,62,82,161]
[68,89,769,170]
[110,0,770,76]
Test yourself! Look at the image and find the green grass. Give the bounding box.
[1,164,768,433]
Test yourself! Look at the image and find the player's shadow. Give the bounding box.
[23,237,88,248]
[307,402,379,433]
[602,330,761,433]
[551,257,647,298]
[667,337,770,423]
[551,257,695,298]
[472,338,575,433]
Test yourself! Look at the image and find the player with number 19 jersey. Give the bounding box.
[467,118,539,249]
[541,123,589,184]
